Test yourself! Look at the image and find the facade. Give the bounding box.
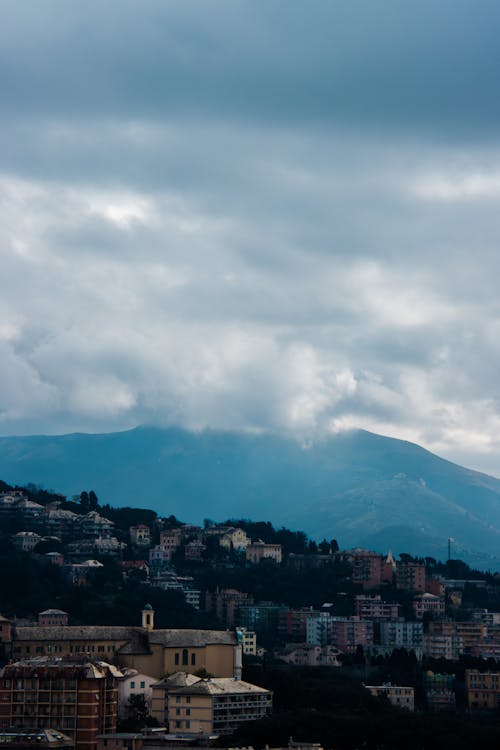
[275,644,341,667]
[246,542,282,565]
[151,673,272,736]
[237,604,285,638]
[348,550,382,590]
[117,671,156,720]
[12,532,42,553]
[278,609,317,641]
[466,670,500,711]
[0,658,122,750]
[218,528,251,552]
[423,633,463,661]
[129,526,151,547]
[423,672,456,711]
[395,563,426,593]
[306,615,373,653]
[378,621,424,658]
[6,610,238,680]
[38,611,69,628]
[355,595,400,621]
[413,594,445,620]
[365,683,414,711]
[205,589,253,628]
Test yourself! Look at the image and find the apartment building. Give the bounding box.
[378,621,424,658]
[466,670,500,711]
[395,563,426,593]
[355,595,400,621]
[151,673,272,736]
[0,658,122,750]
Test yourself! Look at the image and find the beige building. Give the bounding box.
[151,672,272,735]
[6,608,237,680]
[246,541,282,564]
[365,683,415,711]
[466,670,500,711]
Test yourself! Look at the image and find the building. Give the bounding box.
[466,670,500,711]
[0,658,122,750]
[423,633,463,661]
[306,614,373,653]
[423,671,456,711]
[246,542,282,565]
[413,593,445,620]
[12,532,42,553]
[38,610,69,627]
[117,670,156,720]
[395,563,426,593]
[378,621,424,659]
[355,595,400,621]
[348,549,383,590]
[237,604,285,638]
[129,526,151,547]
[365,683,414,711]
[275,644,341,667]
[236,628,257,656]
[205,589,253,628]
[6,608,238,680]
[218,527,251,552]
[278,609,317,641]
[151,672,272,736]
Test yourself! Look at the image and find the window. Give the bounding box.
[186,697,190,704]
[186,708,190,716]
[185,721,190,729]
[191,653,196,666]
[140,682,145,689]
[176,696,181,704]
[182,649,188,666]
[130,682,135,689]
[176,708,181,716]
[175,653,179,665]
[98,646,105,653]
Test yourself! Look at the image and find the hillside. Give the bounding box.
[1,426,500,568]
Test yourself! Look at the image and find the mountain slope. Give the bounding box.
[1,426,500,568]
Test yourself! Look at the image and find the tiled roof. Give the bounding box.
[149,629,237,647]
[170,677,270,696]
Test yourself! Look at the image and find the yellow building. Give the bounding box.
[8,608,237,680]
[151,672,272,735]
[466,670,500,711]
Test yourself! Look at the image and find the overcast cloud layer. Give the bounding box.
[2,0,500,475]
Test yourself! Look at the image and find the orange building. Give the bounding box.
[0,658,122,750]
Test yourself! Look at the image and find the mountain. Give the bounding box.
[1,426,500,569]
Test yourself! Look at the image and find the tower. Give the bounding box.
[142,603,155,631]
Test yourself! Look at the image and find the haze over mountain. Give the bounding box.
[1,426,500,570]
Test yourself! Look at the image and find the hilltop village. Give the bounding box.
[2,482,500,750]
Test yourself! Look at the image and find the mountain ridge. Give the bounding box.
[1,425,500,569]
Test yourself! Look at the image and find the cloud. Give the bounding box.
[1,2,500,477]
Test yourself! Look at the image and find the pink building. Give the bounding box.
[330,617,374,653]
[348,549,383,590]
[413,593,445,620]
[38,609,69,627]
[396,562,426,592]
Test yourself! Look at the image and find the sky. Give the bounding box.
[2,0,500,474]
